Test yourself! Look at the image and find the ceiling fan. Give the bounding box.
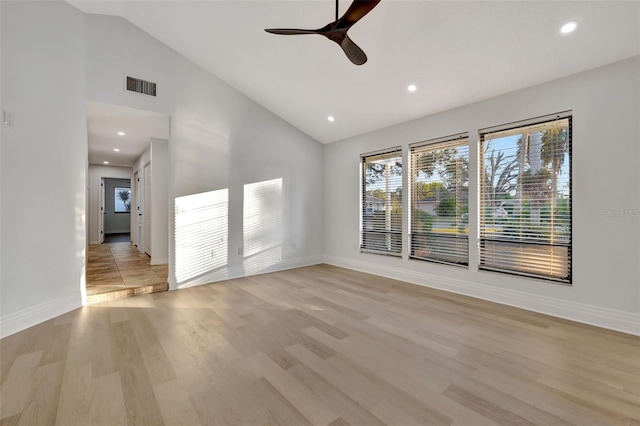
[265,0,382,66]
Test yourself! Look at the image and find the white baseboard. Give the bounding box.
[324,255,640,336]
[173,255,324,290]
[0,292,82,339]
[150,258,168,266]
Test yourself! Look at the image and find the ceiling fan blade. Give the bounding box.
[265,28,319,35]
[337,0,381,29]
[340,34,367,65]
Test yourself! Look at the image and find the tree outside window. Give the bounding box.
[410,136,469,265]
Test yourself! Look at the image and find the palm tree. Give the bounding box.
[541,127,568,240]
[118,189,131,212]
[541,127,569,207]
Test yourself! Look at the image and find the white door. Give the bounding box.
[99,178,105,244]
[144,163,152,256]
[135,171,144,252]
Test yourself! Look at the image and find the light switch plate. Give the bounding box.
[3,111,15,126]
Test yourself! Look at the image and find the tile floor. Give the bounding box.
[86,242,168,304]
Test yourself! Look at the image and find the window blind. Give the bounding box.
[410,135,469,266]
[361,148,403,255]
[479,113,572,283]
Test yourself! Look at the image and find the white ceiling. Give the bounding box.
[72,1,640,144]
[87,100,169,167]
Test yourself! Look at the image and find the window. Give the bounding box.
[361,148,402,255]
[410,134,469,266]
[479,112,572,283]
[114,187,131,212]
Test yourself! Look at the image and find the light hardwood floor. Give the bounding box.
[1,264,639,425]
[86,242,168,304]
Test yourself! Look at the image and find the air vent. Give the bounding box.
[125,76,157,97]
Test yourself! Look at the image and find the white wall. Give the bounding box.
[85,14,325,290]
[150,138,169,265]
[88,165,133,243]
[133,145,151,171]
[0,1,87,337]
[324,56,640,335]
[0,0,3,310]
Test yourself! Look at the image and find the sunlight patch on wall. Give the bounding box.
[175,189,228,284]
[243,178,283,274]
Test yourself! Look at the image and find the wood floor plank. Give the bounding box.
[244,352,340,425]
[0,351,43,419]
[0,325,43,381]
[153,379,203,426]
[37,323,72,367]
[108,320,164,425]
[443,383,538,426]
[471,367,632,426]
[127,309,178,387]
[1,264,638,425]
[449,376,577,426]
[191,377,313,426]
[88,371,129,426]
[365,316,458,358]
[0,414,20,426]
[537,372,640,419]
[16,361,65,426]
[286,363,388,426]
[328,417,351,426]
[55,363,92,426]
[288,342,453,426]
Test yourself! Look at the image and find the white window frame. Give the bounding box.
[360,147,403,256]
[409,133,470,267]
[478,112,572,284]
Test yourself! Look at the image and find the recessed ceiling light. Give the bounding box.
[113,148,120,152]
[103,161,109,164]
[117,131,125,136]
[327,116,335,122]
[560,21,578,34]
[407,84,417,92]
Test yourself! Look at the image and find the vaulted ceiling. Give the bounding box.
[70,1,640,144]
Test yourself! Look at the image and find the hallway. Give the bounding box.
[86,242,168,304]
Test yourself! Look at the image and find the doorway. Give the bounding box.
[101,177,132,243]
[85,100,170,304]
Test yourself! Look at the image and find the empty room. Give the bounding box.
[1,1,639,425]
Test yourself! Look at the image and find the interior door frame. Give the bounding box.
[134,170,144,252]
[99,177,105,243]
[143,162,152,256]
